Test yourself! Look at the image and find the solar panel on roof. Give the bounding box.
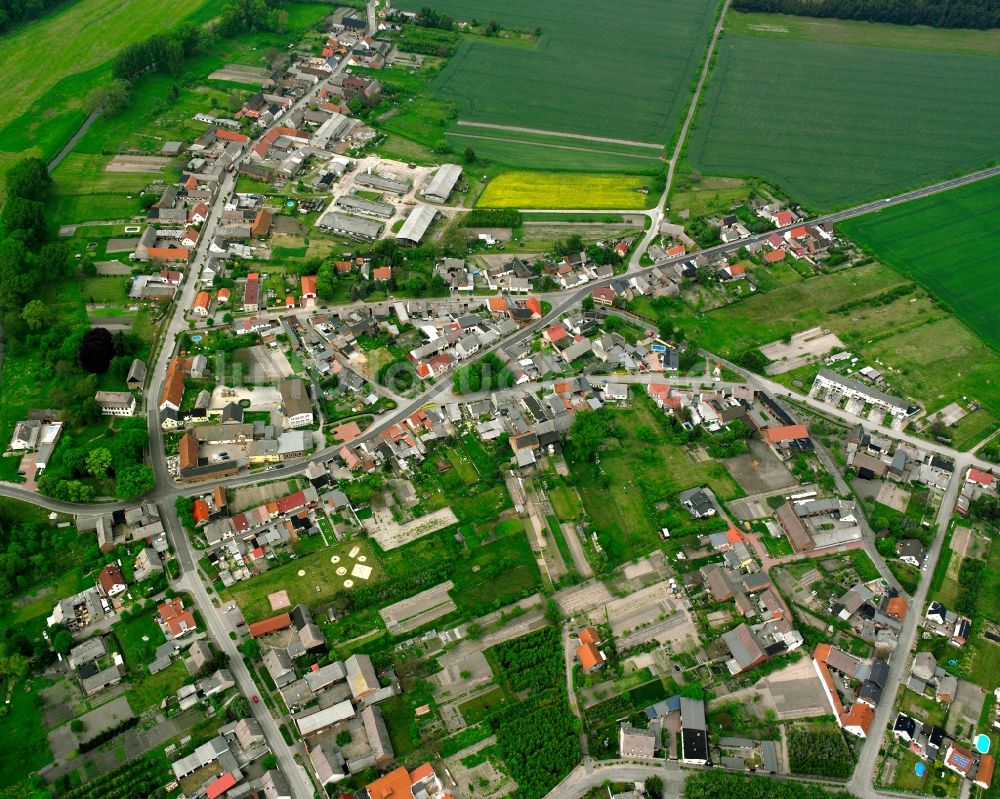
[952,755,971,769]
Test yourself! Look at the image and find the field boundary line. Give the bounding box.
[445,131,663,162]
[454,120,663,150]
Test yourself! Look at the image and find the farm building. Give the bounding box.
[421,164,462,203]
[318,211,385,240]
[395,204,437,246]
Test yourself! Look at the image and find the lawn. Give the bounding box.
[0,0,214,183]
[223,538,382,623]
[571,399,741,565]
[687,26,1000,209]
[839,176,1000,349]
[400,0,719,144]
[446,446,480,484]
[0,676,55,787]
[458,687,511,724]
[449,534,541,614]
[81,275,132,304]
[478,172,655,210]
[47,153,167,225]
[548,484,583,521]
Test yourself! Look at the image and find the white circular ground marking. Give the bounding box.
[297,569,306,577]
[330,555,340,564]
[343,579,354,588]
[336,567,347,576]
[357,555,367,563]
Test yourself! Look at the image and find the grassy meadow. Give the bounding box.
[687,21,1000,209]
[478,171,654,209]
[397,0,719,145]
[0,0,214,181]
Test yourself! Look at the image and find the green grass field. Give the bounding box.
[445,128,664,174]
[397,0,718,144]
[839,176,1000,349]
[224,538,382,623]
[572,401,741,565]
[688,25,1000,209]
[478,171,655,209]
[0,0,213,177]
[0,0,212,130]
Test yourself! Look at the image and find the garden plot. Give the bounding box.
[379,580,457,634]
[876,482,911,513]
[106,155,172,173]
[761,327,844,375]
[362,503,458,550]
[589,581,696,646]
[724,440,799,499]
[208,64,271,84]
[755,657,829,720]
[554,580,613,616]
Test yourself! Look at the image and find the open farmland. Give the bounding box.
[687,29,1000,209]
[478,172,654,210]
[0,0,213,173]
[445,128,664,174]
[396,0,718,145]
[838,176,1000,349]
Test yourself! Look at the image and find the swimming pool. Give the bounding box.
[975,734,991,754]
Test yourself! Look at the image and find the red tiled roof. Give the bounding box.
[666,244,685,256]
[967,468,995,487]
[728,263,745,276]
[886,596,908,620]
[147,247,190,262]
[98,564,125,594]
[193,500,209,524]
[206,772,238,799]
[178,432,199,470]
[764,249,786,263]
[762,424,809,444]
[274,490,308,515]
[366,767,412,799]
[194,291,211,311]
[525,297,542,317]
[578,626,600,645]
[487,297,508,313]
[249,613,292,638]
[577,642,604,671]
[217,288,231,302]
[301,275,317,296]
[216,128,249,143]
[373,266,392,281]
[774,211,793,226]
[788,226,808,239]
[976,754,994,788]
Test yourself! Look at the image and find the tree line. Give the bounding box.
[0,0,67,34]
[732,0,1000,29]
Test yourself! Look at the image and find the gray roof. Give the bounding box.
[816,368,913,412]
[336,194,394,218]
[318,210,385,239]
[680,697,706,730]
[421,163,462,202]
[69,637,107,669]
[127,358,147,385]
[395,203,437,245]
[355,170,410,194]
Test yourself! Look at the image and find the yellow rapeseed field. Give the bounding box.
[477,171,652,209]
